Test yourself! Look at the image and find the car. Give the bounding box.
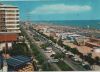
[55,44,58,47]
[57,47,61,49]
[62,49,66,53]
[73,56,77,59]
[48,59,59,63]
[71,56,80,61]
[52,51,56,55]
[72,57,78,61]
[68,55,74,58]
[49,40,52,43]
[83,65,91,70]
[65,52,69,55]
[44,50,52,53]
[69,53,74,56]
[81,62,89,66]
[73,58,79,61]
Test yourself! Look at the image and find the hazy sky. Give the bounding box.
[1,0,100,21]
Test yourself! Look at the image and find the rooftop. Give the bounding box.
[0,3,18,8]
[7,56,32,70]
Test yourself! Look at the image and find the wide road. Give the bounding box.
[21,25,61,71]
[50,43,86,71]
[29,26,86,71]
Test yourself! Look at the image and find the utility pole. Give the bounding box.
[2,35,8,72]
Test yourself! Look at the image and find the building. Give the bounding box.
[64,33,87,45]
[0,3,20,51]
[0,32,18,51]
[0,56,33,71]
[0,3,21,71]
[85,38,100,48]
[0,3,20,33]
[85,42,100,48]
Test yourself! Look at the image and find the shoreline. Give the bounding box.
[31,20,100,30]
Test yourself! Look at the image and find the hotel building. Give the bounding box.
[0,3,20,51]
[0,3,20,33]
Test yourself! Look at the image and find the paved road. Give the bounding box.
[29,26,86,71]
[21,25,61,71]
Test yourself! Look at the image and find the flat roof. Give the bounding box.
[7,56,32,69]
[0,3,18,8]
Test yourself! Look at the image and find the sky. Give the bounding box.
[1,0,100,21]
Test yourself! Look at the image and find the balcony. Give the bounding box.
[6,24,19,26]
[7,30,21,33]
[6,27,20,30]
[5,12,19,14]
[5,19,19,22]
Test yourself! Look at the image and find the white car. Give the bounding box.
[73,58,79,61]
[68,52,74,56]
[45,50,52,53]
[48,59,59,63]
[82,62,89,66]
[62,49,66,52]
[52,51,56,54]
[65,52,69,55]
[73,56,77,59]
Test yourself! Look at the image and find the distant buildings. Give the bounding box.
[85,38,100,49]
[0,3,20,51]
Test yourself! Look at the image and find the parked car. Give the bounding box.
[83,64,91,70]
[65,52,69,55]
[45,50,52,53]
[81,62,89,66]
[62,49,66,53]
[72,56,79,62]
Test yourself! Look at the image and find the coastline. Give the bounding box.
[32,20,100,30]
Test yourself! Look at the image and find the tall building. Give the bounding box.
[0,3,20,33]
[0,3,20,51]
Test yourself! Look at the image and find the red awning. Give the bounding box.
[0,33,18,42]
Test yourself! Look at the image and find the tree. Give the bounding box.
[40,44,46,50]
[87,53,92,57]
[49,36,56,43]
[36,53,45,64]
[57,37,63,47]
[54,53,65,60]
[70,48,79,55]
[84,53,95,70]
[79,53,85,62]
[64,45,71,51]
[88,58,95,70]
[9,43,31,56]
[40,43,50,50]
[94,56,100,65]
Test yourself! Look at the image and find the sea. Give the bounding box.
[32,20,100,30]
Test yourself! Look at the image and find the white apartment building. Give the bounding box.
[0,3,20,33]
